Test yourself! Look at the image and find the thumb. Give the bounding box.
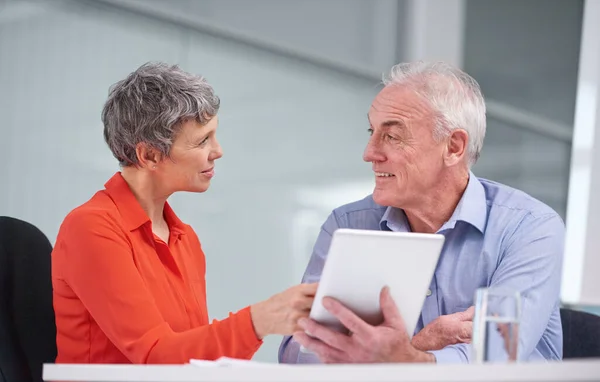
[460,322,473,342]
[460,306,475,321]
[380,286,404,328]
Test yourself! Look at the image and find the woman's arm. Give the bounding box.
[54,209,261,364]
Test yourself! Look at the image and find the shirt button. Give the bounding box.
[426,289,432,297]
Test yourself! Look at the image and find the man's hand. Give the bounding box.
[292,286,435,364]
[411,306,475,352]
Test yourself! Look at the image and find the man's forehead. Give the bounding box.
[375,85,416,103]
[368,88,405,116]
[369,85,430,116]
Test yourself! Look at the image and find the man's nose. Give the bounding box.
[363,139,385,163]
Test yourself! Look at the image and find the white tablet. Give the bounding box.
[308,228,445,338]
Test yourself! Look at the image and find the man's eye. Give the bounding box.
[386,134,398,141]
[199,137,209,146]
[367,128,374,136]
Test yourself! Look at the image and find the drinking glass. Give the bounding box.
[472,287,521,363]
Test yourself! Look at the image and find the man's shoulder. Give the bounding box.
[478,177,563,222]
[329,194,387,228]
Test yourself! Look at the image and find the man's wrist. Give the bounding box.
[396,345,436,363]
[411,334,424,351]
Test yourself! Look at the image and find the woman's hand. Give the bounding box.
[250,283,318,339]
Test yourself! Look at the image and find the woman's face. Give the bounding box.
[156,116,223,194]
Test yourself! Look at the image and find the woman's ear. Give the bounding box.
[135,143,162,169]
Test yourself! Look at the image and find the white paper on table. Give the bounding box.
[190,357,293,368]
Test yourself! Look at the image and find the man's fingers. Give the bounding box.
[460,322,473,342]
[380,286,404,327]
[322,296,373,338]
[460,306,475,321]
[497,322,510,339]
[298,318,351,351]
[293,331,345,362]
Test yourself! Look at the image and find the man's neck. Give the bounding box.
[403,171,470,234]
[120,167,168,225]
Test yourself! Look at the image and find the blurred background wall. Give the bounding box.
[0,0,589,362]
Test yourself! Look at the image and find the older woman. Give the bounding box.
[51,62,317,364]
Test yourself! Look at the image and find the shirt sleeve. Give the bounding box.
[278,211,340,364]
[489,212,564,360]
[54,210,262,364]
[432,212,564,364]
[429,344,470,363]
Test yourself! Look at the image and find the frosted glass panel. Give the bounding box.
[0,0,378,362]
[473,118,571,219]
[464,0,583,125]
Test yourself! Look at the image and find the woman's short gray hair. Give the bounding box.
[102,62,220,166]
[383,61,486,167]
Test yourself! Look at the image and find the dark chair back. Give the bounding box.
[561,307,600,359]
[0,217,56,382]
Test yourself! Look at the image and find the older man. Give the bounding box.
[279,61,564,364]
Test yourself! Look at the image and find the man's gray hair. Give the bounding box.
[102,62,220,166]
[383,61,486,167]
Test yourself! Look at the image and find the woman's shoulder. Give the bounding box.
[58,190,122,233]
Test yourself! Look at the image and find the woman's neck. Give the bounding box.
[120,167,168,224]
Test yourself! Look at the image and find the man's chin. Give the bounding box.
[372,191,390,206]
[372,190,401,207]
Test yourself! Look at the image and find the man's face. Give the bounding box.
[364,85,447,208]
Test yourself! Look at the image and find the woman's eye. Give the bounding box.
[199,137,209,146]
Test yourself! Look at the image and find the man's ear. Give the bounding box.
[445,129,468,166]
[135,143,162,169]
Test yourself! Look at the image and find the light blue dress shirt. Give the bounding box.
[279,174,564,364]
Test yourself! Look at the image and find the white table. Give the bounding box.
[43,359,600,382]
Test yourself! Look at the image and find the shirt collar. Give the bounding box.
[379,172,487,234]
[380,206,411,232]
[104,172,187,235]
